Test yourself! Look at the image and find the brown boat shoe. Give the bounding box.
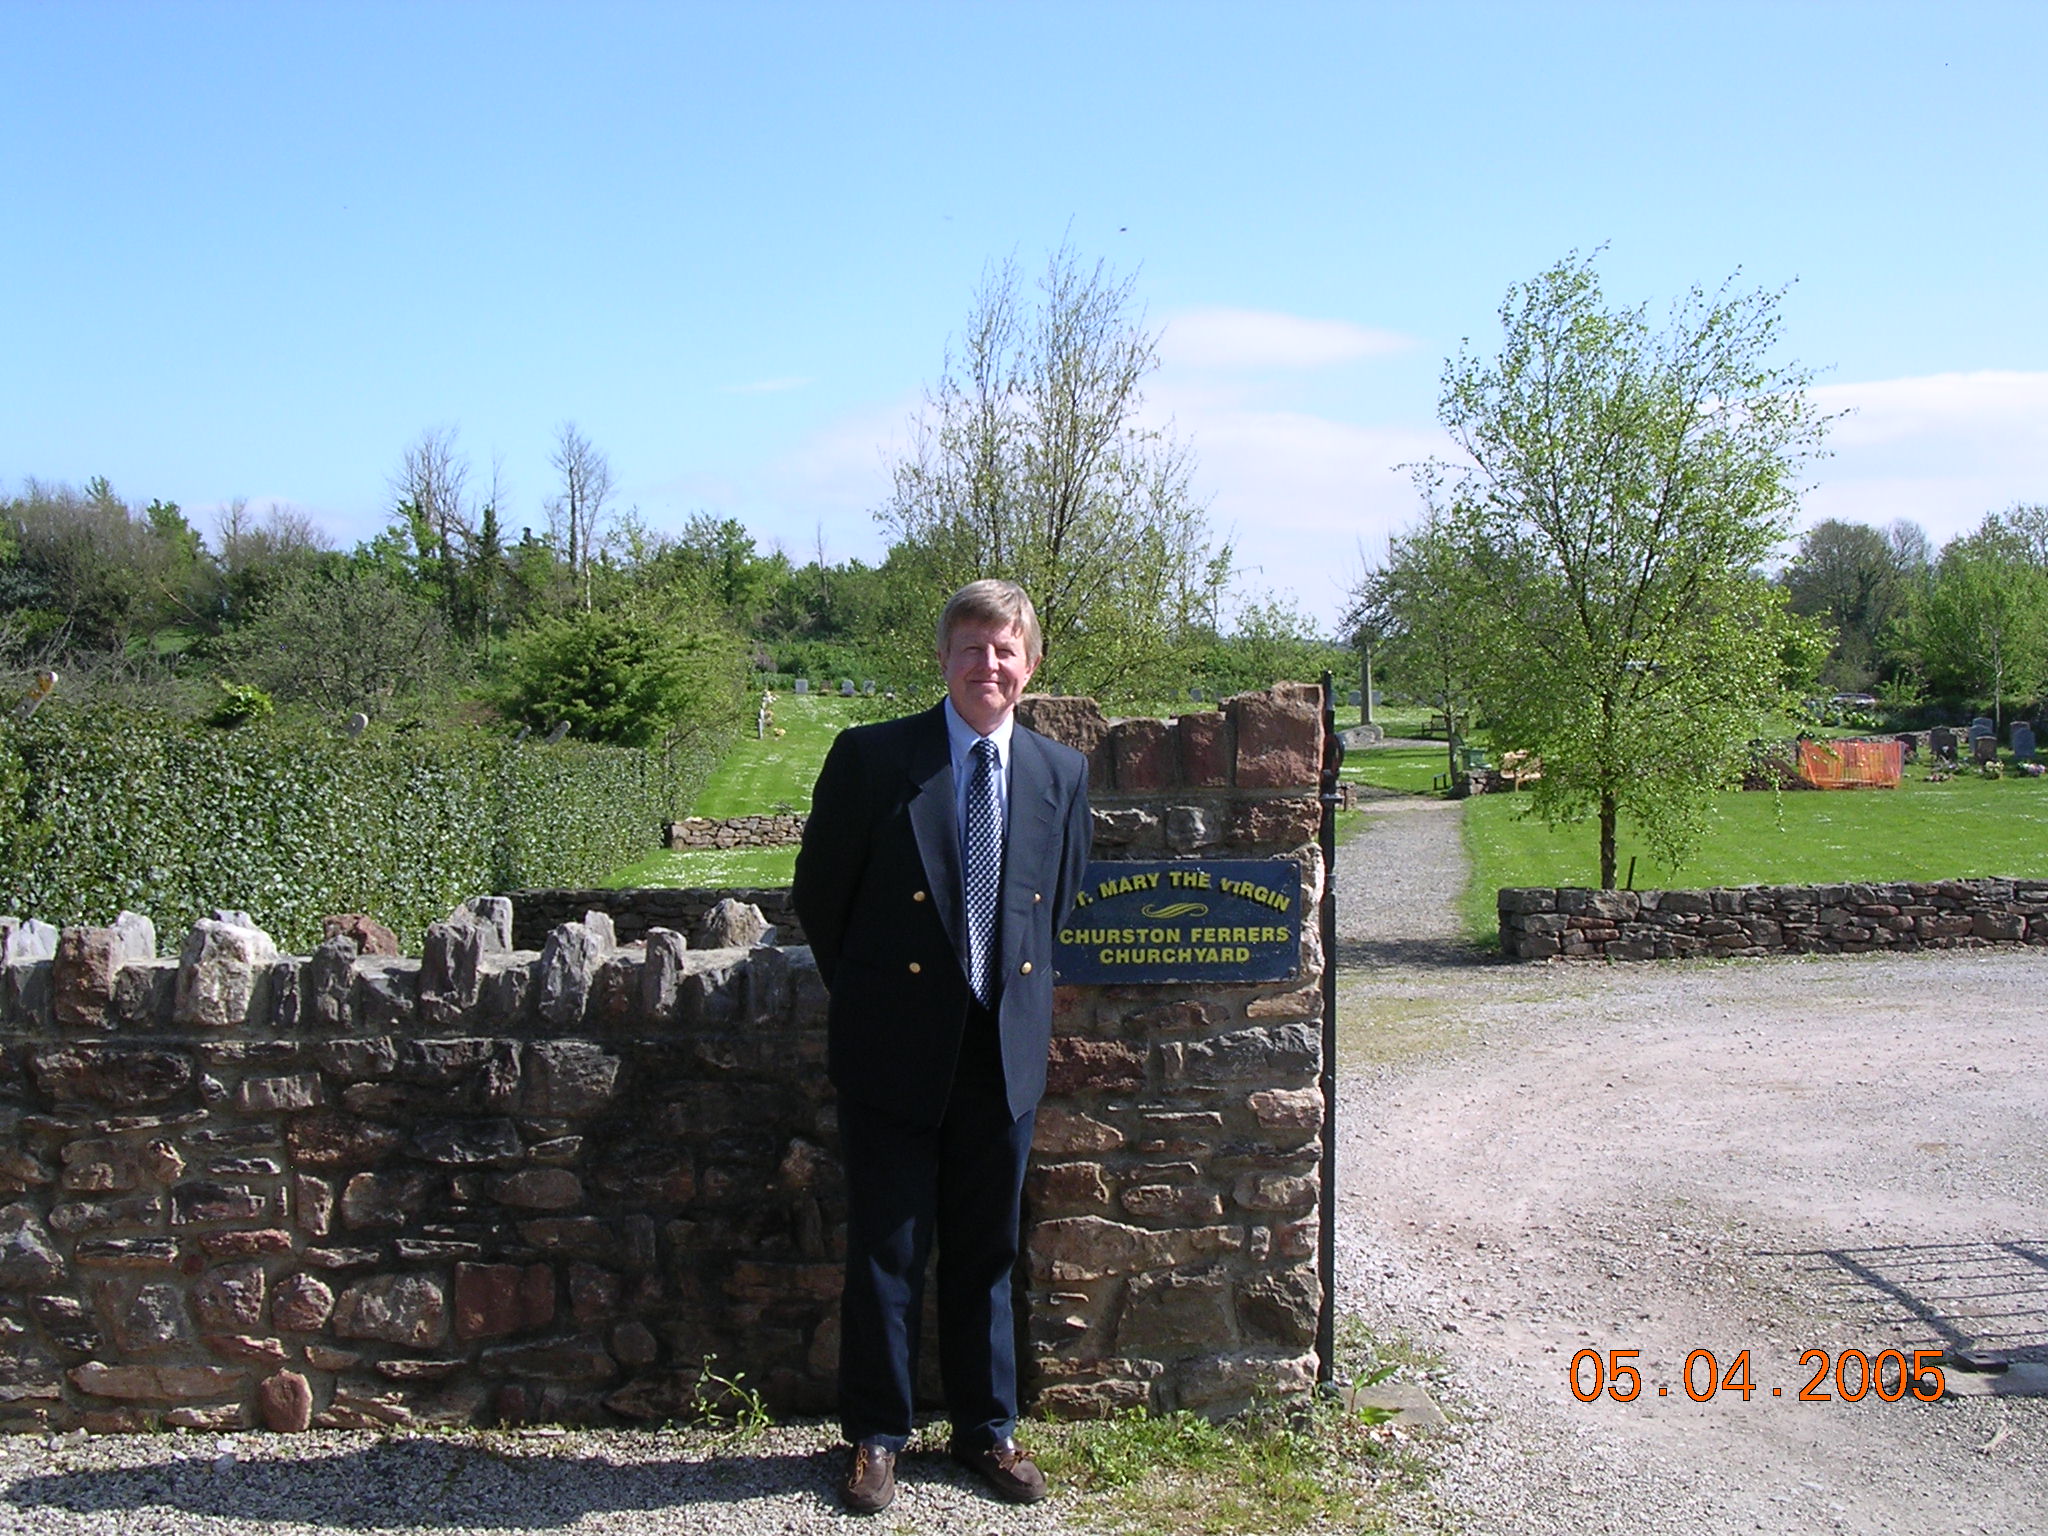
[952,1436,1048,1504]
[841,1440,897,1514]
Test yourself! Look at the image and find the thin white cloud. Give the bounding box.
[1160,308,1412,371]
[1800,370,2048,544]
[720,376,815,395]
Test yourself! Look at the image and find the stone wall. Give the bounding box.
[663,815,807,851]
[0,686,1331,1432]
[508,888,803,951]
[1499,878,2048,960]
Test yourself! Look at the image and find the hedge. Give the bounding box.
[0,707,723,952]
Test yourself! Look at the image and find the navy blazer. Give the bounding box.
[793,702,1092,1126]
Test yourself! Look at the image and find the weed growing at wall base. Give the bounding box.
[1033,1395,1432,1535]
[1032,1317,1441,1535]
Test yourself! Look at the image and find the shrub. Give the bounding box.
[0,705,725,950]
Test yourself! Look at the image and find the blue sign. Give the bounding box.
[1053,859,1302,986]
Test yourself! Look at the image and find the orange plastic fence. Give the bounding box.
[1797,738,1903,789]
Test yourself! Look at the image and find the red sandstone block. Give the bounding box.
[454,1262,526,1341]
[1112,718,1177,793]
[1045,1037,1146,1096]
[1015,695,1110,755]
[258,1370,314,1432]
[1226,690,1320,789]
[1176,711,1232,787]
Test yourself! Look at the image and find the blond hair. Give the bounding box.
[936,579,1044,664]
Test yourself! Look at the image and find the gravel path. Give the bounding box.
[0,1422,1068,1535]
[1331,775,2048,1535]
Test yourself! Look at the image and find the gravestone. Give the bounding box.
[1930,727,1957,763]
[1189,686,1204,703]
[839,679,855,696]
[862,680,876,695]
[1348,689,1362,708]
[793,678,808,694]
[2014,722,2037,763]
[1971,716,1995,741]
[1974,734,1999,764]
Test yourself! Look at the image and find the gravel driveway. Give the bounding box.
[1333,781,2048,1535]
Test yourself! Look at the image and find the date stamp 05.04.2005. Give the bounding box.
[1570,1348,1949,1404]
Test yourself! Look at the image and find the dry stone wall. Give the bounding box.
[663,815,808,851]
[0,685,1332,1431]
[1500,878,2048,960]
[508,888,803,951]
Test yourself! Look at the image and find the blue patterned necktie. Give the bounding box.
[963,736,1002,1006]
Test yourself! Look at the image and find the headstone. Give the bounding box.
[793,678,809,695]
[2014,722,2037,763]
[1189,686,1204,703]
[862,680,876,695]
[1974,734,1999,764]
[840,679,855,696]
[1347,690,1362,707]
[1971,716,1996,741]
[545,721,571,745]
[1930,727,1957,763]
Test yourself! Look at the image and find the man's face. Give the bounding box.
[940,618,1039,735]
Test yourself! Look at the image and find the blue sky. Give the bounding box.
[5,1,2045,627]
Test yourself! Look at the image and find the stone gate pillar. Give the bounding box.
[1014,684,1328,1418]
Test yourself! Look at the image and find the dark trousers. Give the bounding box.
[837,1001,1034,1452]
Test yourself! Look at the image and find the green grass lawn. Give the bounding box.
[605,692,861,888]
[691,692,865,817]
[1459,767,2048,939]
[605,844,797,889]
[1343,743,1458,797]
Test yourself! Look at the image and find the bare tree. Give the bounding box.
[391,426,471,632]
[879,243,1224,697]
[547,422,615,610]
[390,426,473,562]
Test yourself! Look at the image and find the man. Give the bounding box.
[793,579,1092,1514]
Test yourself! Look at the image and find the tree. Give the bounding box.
[1903,518,2048,724]
[493,604,745,751]
[878,243,1227,699]
[1346,515,1488,781]
[547,422,615,611]
[1425,254,1831,887]
[1781,518,1920,690]
[214,563,454,718]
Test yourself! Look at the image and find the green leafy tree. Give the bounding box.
[878,243,1228,700]
[1781,518,1922,691]
[1346,516,1489,780]
[493,605,746,751]
[1903,519,2048,724]
[213,563,454,719]
[1187,595,1349,699]
[1426,253,1831,887]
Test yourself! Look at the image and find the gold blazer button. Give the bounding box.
[1019,961,1033,975]
[1032,892,1042,903]
[912,890,927,902]
[908,961,922,974]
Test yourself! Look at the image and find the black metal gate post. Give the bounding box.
[1315,670,1342,1383]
